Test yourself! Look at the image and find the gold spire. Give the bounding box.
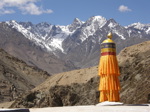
[102,32,114,43]
[107,32,112,39]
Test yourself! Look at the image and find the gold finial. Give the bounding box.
[107,32,112,39]
[102,32,114,43]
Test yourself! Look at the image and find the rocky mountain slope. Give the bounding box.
[9,41,150,108]
[0,22,77,74]
[0,48,50,103]
[0,16,150,74]
[118,41,150,104]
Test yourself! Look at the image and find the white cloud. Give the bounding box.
[118,5,132,12]
[19,3,53,15]
[0,0,53,15]
[0,8,15,14]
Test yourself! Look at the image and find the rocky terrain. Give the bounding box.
[7,41,150,108]
[118,41,150,104]
[0,48,50,103]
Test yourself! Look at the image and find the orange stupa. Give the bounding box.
[98,32,120,102]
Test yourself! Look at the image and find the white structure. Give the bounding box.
[0,104,149,112]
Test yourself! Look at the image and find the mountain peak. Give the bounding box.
[129,22,144,27]
[88,16,106,22]
[93,15,105,19]
[72,18,84,26]
[36,22,51,28]
[6,20,18,25]
[68,18,83,32]
[74,18,81,23]
[108,18,117,23]
[10,20,17,23]
[19,21,33,28]
[85,16,107,28]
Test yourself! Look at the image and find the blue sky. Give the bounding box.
[0,0,149,26]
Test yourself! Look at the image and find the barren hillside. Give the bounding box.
[0,49,50,103]
[3,41,150,108]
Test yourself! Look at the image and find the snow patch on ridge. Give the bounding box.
[146,27,150,34]
[50,38,64,51]
[115,32,126,40]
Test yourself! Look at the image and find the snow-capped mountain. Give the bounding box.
[126,22,150,34]
[1,16,150,73]
[6,20,72,52]
[68,18,84,32]
[5,16,150,53]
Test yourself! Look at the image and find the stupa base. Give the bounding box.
[96,101,123,106]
